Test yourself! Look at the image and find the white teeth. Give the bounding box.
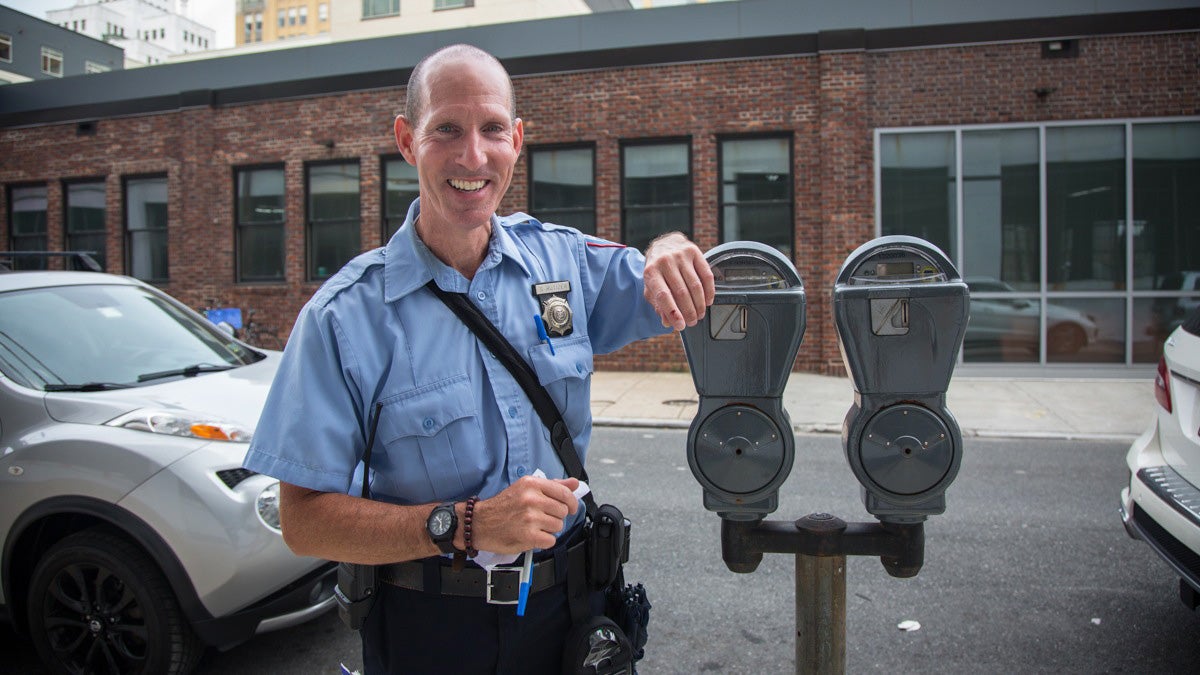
[449,179,486,191]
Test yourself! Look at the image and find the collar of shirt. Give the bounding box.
[383,198,532,302]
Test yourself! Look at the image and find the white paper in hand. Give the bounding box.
[472,469,589,570]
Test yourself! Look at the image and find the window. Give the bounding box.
[319,3,329,21]
[363,0,400,18]
[66,181,106,271]
[718,136,793,257]
[529,146,595,235]
[434,0,473,9]
[878,120,1200,367]
[621,140,691,251]
[307,162,361,280]
[383,158,419,243]
[300,7,308,24]
[278,10,285,27]
[288,8,297,25]
[236,167,286,282]
[0,33,10,63]
[8,185,48,270]
[124,176,168,282]
[85,61,110,74]
[41,47,63,77]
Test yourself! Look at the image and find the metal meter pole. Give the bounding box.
[796,553,846,674]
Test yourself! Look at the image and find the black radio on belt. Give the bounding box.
[587,503,629,591]
[335,402,383,631]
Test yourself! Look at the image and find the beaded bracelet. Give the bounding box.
[463,495,479,559]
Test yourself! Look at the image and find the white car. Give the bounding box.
[0,266,335,674]
[964,277,1100,355]
[1120,307,1200,611]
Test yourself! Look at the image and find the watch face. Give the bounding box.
[429,509,453,537]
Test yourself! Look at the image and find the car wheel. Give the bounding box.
[1047,323,1087,355]
[27,527,203,675]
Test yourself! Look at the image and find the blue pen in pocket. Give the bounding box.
[534,314,556,355]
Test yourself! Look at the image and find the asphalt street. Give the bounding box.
[5,427,1197,674]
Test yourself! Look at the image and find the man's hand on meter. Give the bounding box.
[644,232,716,331]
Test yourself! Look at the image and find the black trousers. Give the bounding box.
[360,576,579,675]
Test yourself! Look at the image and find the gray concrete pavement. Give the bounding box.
[591,370,1156,441]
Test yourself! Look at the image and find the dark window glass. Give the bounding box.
[1046,125,1126,291]
[962,129,1039,292]
[622,142,691,252]
[9,185,48,270]
[236,167,286,282]
[362,0,400,18]
[307,162,360,280]
[383,159,419,243]
[125,177,168,282]
[880,132,956,259]
[66,181,106,271]
[719,137,792,257]
[530,146,595,235]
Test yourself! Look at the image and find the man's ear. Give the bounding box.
[513,117,524,155]
[395,114,416,165]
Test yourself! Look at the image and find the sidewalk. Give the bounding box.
[590,371,1156,441]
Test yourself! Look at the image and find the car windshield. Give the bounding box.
[0,283,261,390]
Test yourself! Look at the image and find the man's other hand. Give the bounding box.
[644,232,716,331]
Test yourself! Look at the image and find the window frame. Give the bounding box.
[122,173,170,283]
[0,33,12,63]
[41,46,63,78]
[619,137,693,251]
[380,154,419,245]
[362,0,401,19]
[63,177,108,272]
[305,159,362,282]
[716,132,795,257]
[234,164,287,284]
[434,0,474,10]
[528,142,597,235]
[7,182,50,270]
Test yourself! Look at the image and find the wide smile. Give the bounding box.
[448,178,489,192]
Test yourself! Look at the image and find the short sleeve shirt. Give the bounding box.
[242,199,669,534]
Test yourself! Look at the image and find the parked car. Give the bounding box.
[1120,306,1200,611]
[0,267,335,674]
[964,277,1100,355]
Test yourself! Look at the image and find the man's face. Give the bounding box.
[395,58,523,235]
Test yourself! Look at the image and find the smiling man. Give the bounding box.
[243,44,713,674]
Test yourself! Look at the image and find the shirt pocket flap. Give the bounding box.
[527,335,594,387]
[378,375,475,441]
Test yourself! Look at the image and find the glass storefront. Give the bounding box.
[879,119,1200,367]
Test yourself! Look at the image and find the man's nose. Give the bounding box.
[456,131,486,170]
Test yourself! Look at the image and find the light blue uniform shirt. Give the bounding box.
[243,199,669,535]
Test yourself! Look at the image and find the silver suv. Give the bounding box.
[0,267,335,674]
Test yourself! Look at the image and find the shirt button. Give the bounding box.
[422,418,434,430]
[477,291,486,301]
[516,466,527,477]
[508,406,518,418]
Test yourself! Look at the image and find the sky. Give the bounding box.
[3,0,237,48]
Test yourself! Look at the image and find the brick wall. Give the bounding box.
[2,32,1197,372]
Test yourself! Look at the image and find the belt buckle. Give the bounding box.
[485,566,521,605]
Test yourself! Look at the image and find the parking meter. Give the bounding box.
[833,235,968,523]
[682,241,806,521]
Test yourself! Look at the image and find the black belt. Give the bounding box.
[378,538,586,605]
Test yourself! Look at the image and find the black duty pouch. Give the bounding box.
[561,615,635,675]
[587,504,629,590]
[334,561,377,631]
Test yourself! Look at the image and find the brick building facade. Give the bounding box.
[2,2,1198,374]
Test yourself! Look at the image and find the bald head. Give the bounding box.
[405,44,516,127]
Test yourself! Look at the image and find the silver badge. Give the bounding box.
[533,281,573,337]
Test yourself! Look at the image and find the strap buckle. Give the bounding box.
[485,566,521,605]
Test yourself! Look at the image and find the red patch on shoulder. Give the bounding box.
[585,242,627,249]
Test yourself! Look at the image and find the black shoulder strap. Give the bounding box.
[425,280,597,513]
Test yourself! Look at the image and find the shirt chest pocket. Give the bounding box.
[373,375,489,505]
[526,335,594,435]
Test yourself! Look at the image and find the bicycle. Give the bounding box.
[241,308,284,351]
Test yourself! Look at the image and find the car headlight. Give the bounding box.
[256,481,282,532]
[106,409,253,442]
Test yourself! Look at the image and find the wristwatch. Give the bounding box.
[426,501,458,554]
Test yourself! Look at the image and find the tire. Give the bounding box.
[27,527,204,675]
[1047,323,1087,355]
